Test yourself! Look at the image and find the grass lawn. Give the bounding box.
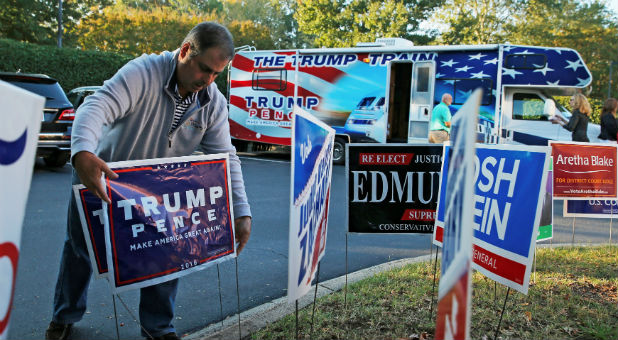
[250,245,617,340]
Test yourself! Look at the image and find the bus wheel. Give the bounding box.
[333,137,346,165]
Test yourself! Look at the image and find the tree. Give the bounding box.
[0,0,110,45]
[432,0,516,45]
[117,0,224,12]
[73,3,274,55]
[295,0,443,48]
[507,0,618,99]
[222,0,310,49]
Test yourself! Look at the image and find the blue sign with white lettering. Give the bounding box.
[472,148,546,256]
[437,146,548,257]
[564,199,618,218]
[288,108,335,302]
[103,154,236,293]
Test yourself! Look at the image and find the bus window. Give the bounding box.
[504,54,546,69]
[252,68,287,91]
[512,93,547,121]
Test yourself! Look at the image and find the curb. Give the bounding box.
[184,242,610,340]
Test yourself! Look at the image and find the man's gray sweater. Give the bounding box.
[71,50,251,218]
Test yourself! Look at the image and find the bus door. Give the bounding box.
[385,61,412,143]
[408,61,435,141]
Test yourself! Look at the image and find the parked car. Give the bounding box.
[67,85,101,110]
[0,72,75,167]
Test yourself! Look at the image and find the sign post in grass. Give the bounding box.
[288,107,335,338]
[434,89,480,340]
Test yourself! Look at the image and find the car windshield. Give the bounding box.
[10,80,71,107]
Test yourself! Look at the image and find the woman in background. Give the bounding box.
[552,93,591,142]
[598,98,618,141]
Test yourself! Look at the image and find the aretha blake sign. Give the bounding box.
[97,154,236,293]
[550,142,618,199]
[347,144,443,233]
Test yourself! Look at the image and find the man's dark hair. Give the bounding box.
[182,22,235,60]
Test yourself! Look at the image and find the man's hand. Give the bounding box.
[73,151,118,204]
[234,216,252,254]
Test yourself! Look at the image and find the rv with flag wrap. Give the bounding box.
[228,38,599,163]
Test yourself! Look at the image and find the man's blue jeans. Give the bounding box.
[51,173,178,337]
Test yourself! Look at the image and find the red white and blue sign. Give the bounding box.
[72,185,108,277]
[101,154,236,293]
[288,107,335,303]
[434,144,550,294]
[435,89,479,340]
[0,81,43,339]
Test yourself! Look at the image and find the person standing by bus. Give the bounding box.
[428,93,453,143]
[552,93,591,142]
[598,98,618,141]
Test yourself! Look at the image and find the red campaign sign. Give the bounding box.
[472,245,526,285]
[435,269,470,340]
[552,143,617,198]
[434,225,527,285]
[358,153,414,165]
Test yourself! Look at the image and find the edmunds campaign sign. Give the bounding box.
[97,154,236,293]
[347,144,443,233]
[288,107,335,303]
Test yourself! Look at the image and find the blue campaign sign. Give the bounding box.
[435,88,479,340]
[293,114,330,203]
[472,147,546,257]
[103,154,236,293]
[434,143,549,294]
[436,146,450,233]
[73,185,108,277]
[288,107,335,303]
[564,199,618,218]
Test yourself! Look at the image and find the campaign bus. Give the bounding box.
[228,38,599,163]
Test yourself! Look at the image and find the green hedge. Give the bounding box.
[0,38,134,93]
[0,38,231,97]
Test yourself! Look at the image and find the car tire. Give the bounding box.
[43,152,70,167]
[333,137,346,165]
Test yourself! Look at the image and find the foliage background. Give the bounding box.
[0,38,132,93]
[0,0,616,111]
